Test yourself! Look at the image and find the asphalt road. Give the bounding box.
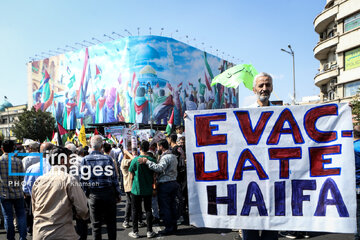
[0,199,355,239]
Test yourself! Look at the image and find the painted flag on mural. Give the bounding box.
[211,64,258,90]
[166,108,174,136]
[204,52,214,80]
[204,72,212,91]
[79,124,87,147]
[95,65,101,81]
[67,74,76,88]
[39,70,51,102]
[77,48,89,105]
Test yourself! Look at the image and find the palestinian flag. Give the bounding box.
[166,109,174,136]
[94,128,99,135]
[57,122,68,146]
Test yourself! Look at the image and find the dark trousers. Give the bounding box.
[0,198,27,240]
[131,194,152,233]
[88,188,117,240]
[158,181,179,233]
[24,195,32,234]
[242,230,278,240]
[125,192,142,223]
[75,217,88,240]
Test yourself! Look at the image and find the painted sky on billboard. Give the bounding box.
[30,36,237,129]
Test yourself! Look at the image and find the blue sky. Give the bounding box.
[0,0,325,106]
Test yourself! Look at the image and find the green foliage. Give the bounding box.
[351,91,360,125]
[12,107,56,142]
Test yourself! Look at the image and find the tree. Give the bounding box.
[351,90,360,125]
[12,107,56,143]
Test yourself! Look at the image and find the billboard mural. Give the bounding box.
[28,36,238,130]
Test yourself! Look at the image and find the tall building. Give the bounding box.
[314,0,360,102]
[0,98,27,141]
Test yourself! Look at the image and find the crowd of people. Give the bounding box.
[0,125,188,240]
[1,72,360,240]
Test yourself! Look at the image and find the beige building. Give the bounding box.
[314,0,360,102]
[0,98,27,141]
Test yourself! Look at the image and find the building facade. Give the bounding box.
[314,0,360,102]
[0,100,27,141]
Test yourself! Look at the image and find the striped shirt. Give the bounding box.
[0,153,24,199]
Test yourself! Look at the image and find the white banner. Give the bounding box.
[185,103,356,233]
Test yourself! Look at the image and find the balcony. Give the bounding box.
[314,5,338,34]
[314,64,338,87]
[313,35,338,60]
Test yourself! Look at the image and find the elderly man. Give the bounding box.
[32,146,89,240]
[240,72,278,240]
[22,140,41,171]
[23,142,54,236]
[81,135,121,240]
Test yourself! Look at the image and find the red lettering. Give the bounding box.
[267,109,304,145]
[309,145,341,177]
[304,104,338,143]
[195,113,227,147]
[234,111,273,145]
[269,147,302,179]
[194,152,228,181]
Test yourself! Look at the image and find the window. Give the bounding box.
[344,12,360,32]
[344,81,360,97]
[345,47,360,70]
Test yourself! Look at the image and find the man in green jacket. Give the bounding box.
[128,140,157,239]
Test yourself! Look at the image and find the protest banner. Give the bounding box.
[185,103,356,233]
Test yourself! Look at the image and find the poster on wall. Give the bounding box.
[185,103,356,233]
[345,47,360,71]
[28,36,238,130]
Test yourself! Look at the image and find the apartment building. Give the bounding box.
[314,0,360,102]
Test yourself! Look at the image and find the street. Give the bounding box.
[0,197,354,239]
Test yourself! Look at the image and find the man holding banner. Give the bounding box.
[185,72,357,239]
[241,72,279,240]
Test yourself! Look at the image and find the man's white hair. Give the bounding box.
[253,72,273,88]
[65,143,77,153]
[91,135,103,151]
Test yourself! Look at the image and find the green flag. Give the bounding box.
[211,64,258,90]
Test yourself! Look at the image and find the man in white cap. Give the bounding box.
[22,140,41,172]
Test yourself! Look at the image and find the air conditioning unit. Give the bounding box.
[329,79,337,88]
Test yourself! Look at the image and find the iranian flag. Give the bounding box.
[166,109,174,136]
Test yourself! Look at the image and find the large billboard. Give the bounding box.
[28,36,238,130]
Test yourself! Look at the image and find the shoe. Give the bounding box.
[128,231,139,239]
[147,231,156,238]
[122,221,130,228]
[279,231,298,239]
[177,216,184,225]
[138,221,146,227]
[302,232,310,239]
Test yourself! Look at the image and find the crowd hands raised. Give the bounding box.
[0,125,187,240]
